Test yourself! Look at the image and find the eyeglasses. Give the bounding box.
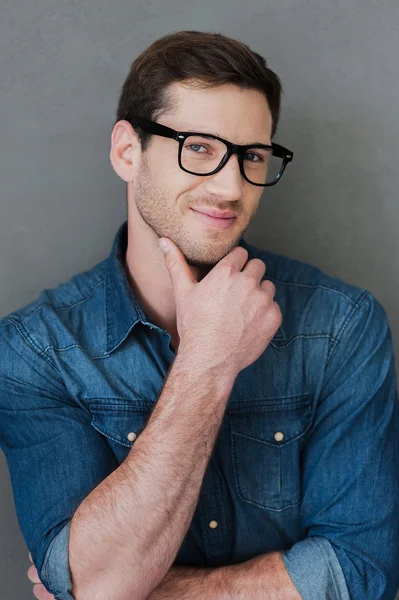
[130,115,294,187]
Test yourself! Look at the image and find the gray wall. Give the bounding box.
[1,1,398,598]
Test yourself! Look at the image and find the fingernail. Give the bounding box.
[159,239,169,253]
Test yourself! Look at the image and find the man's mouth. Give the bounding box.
[189,208,237,230]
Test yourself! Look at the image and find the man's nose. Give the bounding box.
[204,153,244,200]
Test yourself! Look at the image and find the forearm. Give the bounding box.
[69,351,236,600]
[146,551,301,600]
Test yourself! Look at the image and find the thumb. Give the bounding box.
[159,237,196,298]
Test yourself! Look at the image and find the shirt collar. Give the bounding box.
[105,220,144,353]
[105,219,267,354]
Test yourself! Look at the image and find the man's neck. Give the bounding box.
[123,216,203,352]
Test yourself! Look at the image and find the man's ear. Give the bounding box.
[109,119,141,183]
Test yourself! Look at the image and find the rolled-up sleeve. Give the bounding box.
[281,292,399,600]
[282,535,350,599]
[41,520,74,600]
[0,318,119,599]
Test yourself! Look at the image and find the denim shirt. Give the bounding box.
[1,220,399,600]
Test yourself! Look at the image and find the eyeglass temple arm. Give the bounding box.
[272,142,294,161]
[131,115,177,140]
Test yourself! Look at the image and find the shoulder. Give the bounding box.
[244,240,384,342]
[0,258,108,364]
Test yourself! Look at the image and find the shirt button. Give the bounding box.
[127,432,137,442]
[274,431,284,441]
[208,520,218,529]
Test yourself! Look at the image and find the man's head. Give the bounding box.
[110,30,283,270]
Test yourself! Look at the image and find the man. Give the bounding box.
[1,29,399,600]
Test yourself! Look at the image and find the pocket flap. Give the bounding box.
[87,398,153,447]
[228,395,312,447]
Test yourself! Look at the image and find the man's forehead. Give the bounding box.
[162,81,273,144]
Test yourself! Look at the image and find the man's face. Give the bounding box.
[131,81,273,269]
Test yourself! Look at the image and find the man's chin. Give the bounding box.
[185,257,217,270]
[185,244,238,270]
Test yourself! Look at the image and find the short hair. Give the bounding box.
[114,30,283,151]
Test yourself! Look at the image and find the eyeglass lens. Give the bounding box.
[180,135,283,185]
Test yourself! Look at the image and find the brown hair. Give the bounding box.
[114,30,283,151]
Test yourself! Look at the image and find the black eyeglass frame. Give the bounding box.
[130,115,294,187]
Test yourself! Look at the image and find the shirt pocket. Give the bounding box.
[227,395,312,512]
[86,398,153,463]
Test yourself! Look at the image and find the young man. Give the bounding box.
[2,30,399,600]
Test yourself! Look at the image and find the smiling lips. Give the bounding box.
[190,206,238,219]
[190,207,237,230]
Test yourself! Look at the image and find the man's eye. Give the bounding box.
[186,144,208,153]
[244,152,264,163]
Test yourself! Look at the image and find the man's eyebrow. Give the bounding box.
[177,124,271,146]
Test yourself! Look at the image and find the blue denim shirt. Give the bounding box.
[1,220,399,600]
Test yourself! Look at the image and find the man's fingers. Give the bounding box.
[28,561,56,600]
[33,583,55,600]
[27,563,41,584]
[159,237,196,299]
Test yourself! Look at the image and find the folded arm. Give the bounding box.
[279,293,399,600]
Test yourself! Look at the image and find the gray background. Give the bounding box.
[1,1,398,598]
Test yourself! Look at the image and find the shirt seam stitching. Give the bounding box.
[325,289,371,365]
[269,278,366,304]
[3,317,63,377]
[18,277,106,323]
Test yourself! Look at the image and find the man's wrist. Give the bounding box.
[173,348,238,396]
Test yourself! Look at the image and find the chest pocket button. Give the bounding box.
[127,432,138,442]
[274,431,284,441]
